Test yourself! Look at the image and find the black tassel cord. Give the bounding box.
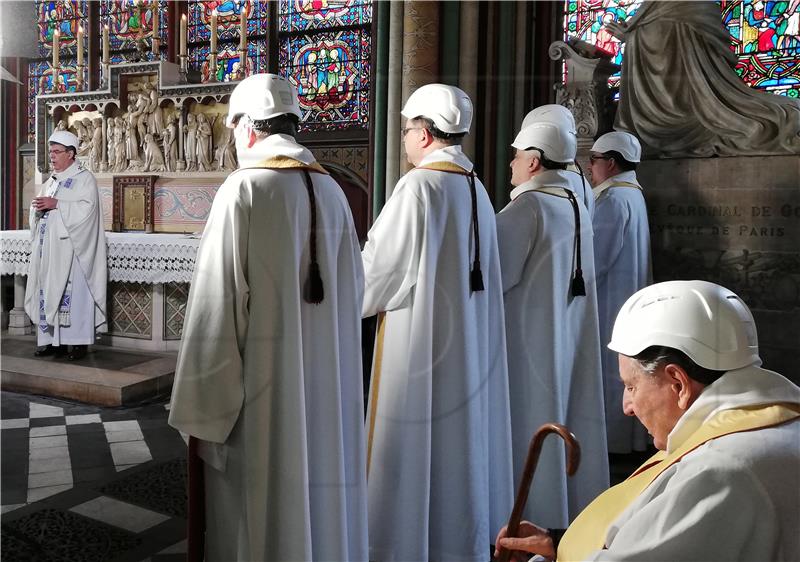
[468,172,485,292]
[301,170,324,304]
[565,189,586,297]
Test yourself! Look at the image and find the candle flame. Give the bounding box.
[212,8,218,16]
[54,29,60,37]
[104,24,109,30]
[78,25,83,33]
[182,13,187,21]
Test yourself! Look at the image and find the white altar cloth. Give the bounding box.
[1,230,200,284]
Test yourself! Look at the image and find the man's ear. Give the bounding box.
[664,363,697,410]
[246,124,258,148]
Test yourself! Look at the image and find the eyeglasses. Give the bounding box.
[48,149,68,155]
[401,127,424,137]
[589,154,612,163]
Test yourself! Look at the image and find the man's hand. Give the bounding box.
[494,521,556,562]
[32,196,58,211]
[604,19,629,40]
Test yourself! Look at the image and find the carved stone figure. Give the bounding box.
[90,117,103,172]
[143,132,166,172]
[196,113,214,172]
[114,116,128,172]
[215,125,237,171]
[107,118,116,170]
[185,113,198,172]
[608,0,800,156]
[134,92,150,150]
[55,119,68,131]
[125,93,144,163]
[162,113,178,172]
[75,118,92,157]
[144,82,164,137]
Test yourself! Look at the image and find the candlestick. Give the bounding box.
[152,0,159,55]
[180,14,187,57]
[239,4,247,50]
[103,24,110,64]
[210,9,218,53]
[77,25,84,66]
[53,29,60,69]
[208,52,218,82]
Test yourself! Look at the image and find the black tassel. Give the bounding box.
[470,262,485,292]
[304,261,324,304]
[571,268,586,297]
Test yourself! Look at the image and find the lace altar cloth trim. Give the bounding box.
[1,230,200,284]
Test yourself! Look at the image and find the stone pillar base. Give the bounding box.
[8,309,32,335]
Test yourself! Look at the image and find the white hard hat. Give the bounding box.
[521,104,576,134]
[512,122,577,163]
[226,73,301,127]
[48,130,79,150]
[591,131,642,163]
[401,83,473,134]
[608,280,760,371]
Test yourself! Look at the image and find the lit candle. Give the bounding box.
[53,29,60,68]
[240,3,247,51]
[103,24,110,64]
[180,14,187,57]
[152,0,159,55]
[210,9,218,53]
[77,25,84,66]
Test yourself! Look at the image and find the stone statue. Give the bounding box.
[125,93,144,163]
[608,0,800,157]
[134,92,150,151]
[215,125,237,171]
[107,118,116,170]
[144,82,164,137]
[55,119,68,131]
[143,132,166,172]
[116,116,131,172]
[90,117,103,171]
[75,118,92,157]
[162,113,178,172]
[185,113,198,172]
[196,113,214,172]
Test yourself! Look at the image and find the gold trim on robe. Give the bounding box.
[239,155,330,174]
[366,312,387,477]
[557,403,800,561]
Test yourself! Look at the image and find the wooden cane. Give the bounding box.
[496,423,581,562]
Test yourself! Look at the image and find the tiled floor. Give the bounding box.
[1,390,189,561]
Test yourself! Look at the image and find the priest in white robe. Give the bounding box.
[519,104,594,218]
[589,131,652,454]
[25,130,107,361]
[168,74,368,562]
[496,121,609,529]
[363,83,514,562]
[495,281,800,562]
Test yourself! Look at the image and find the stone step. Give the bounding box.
[1,335,175,406]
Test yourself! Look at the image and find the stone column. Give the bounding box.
[384,0,404,199]
[458,1,479,163]
[549,39,619,167]
[8,275,32,335]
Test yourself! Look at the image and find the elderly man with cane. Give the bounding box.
[495,280,800,562]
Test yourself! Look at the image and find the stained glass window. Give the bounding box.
[722,0,800,97]
[279,0,373,131]
[563,0,800,97]
[28,1,89,141]
[188,0,269,82]
[99,0,169,63]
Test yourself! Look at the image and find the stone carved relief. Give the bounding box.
[44,74,238,175]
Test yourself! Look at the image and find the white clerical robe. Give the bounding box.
[496,170,609,529]
[566,165,594,219]
[592,171,652,453]
[363,146,514,562]
[24,161,107,346]
[168,134,368,562]
[589,366,800,561]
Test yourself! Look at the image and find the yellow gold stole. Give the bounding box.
[557,403,800,561]
[245,155,330,174]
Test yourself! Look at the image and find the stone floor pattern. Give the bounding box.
[1,390,188,562]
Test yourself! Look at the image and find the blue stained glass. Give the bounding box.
[188,1,268,43]
[99,0,169,57]
[279,29,371,130]
[36,0,89,58]
[278,0,373,32]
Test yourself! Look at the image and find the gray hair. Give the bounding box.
[633,354,669,376]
